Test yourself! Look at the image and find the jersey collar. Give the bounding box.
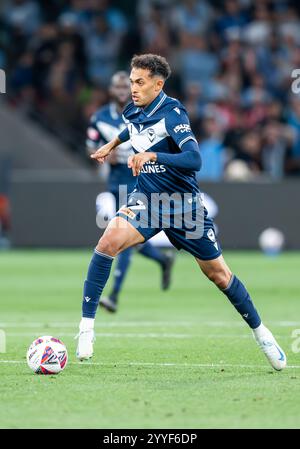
[142,90,167,117]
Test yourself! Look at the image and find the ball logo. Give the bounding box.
[41,346,57,364]
[58,351,68,369]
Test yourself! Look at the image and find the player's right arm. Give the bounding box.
[90,127,130,164]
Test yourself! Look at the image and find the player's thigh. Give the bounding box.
[195,255,232,289]
[96,216,145,256]
[164,218,221,262]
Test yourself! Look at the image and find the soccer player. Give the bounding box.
[76,54,287,371]
[86,71,174,312]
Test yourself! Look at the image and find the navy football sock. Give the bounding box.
[222,275,261,329]
[110,248,133,299]
[138,241,167,266]
[82,250,114,318]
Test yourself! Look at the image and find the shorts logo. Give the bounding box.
[174,124,191,133]
[207,228,216,243]
[147,128,156,142]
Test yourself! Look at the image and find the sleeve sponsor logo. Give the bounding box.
[173,124,191,133]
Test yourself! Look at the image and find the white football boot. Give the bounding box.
[253,324,286,371]
[75,327,95,361]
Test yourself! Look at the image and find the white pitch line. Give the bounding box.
[0,322,192,328]
[0,321,298,328]
[4,332,289,339]
[0,359,300,369]
[6,332,191,339]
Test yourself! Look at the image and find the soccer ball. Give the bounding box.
[258,227,285,256]
[26,336,68,375]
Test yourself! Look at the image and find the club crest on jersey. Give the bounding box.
[147,128,156,142]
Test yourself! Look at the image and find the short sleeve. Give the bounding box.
[165,107,198,150]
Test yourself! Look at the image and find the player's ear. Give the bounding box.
[155,78,164,91]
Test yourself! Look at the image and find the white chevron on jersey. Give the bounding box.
[128,118,168,153]
[96,120,124,142]
[96,120,132,156]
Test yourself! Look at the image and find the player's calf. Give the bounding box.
[196,256,287,370]
[202,266,232,290]
[76,216,144,359]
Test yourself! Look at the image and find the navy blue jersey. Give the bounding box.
[86,102,135,192]
[116,92,222,261]
[121,91,200,196]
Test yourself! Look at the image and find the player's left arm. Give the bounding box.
[128,109,201,176]
[127,142,201,176]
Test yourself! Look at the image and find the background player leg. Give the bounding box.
[76,216,145,360]
[100,247,133,313]
[138,241,175,290]
[195,255,286,370]
[100,241,175,313]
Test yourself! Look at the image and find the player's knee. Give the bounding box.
[205,268,231,290]
[96,236,119,257]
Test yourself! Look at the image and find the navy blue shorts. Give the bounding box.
[116,188,222,261]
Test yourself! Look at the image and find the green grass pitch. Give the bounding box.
[0,250,300,429]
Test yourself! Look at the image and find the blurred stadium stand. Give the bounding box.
[0,155,11,248]
[1,0,300,179]
[1,0,300,248]
[0,99,92,173]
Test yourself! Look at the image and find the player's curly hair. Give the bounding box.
[131,54,171,80]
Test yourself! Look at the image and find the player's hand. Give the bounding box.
[106,148,119,165]
[90,143,114,164]
[128,152,157,176]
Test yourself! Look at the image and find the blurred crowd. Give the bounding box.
[1,0,300,180]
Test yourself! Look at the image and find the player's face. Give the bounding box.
[110,78,131,106]
[130,68,164,108]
